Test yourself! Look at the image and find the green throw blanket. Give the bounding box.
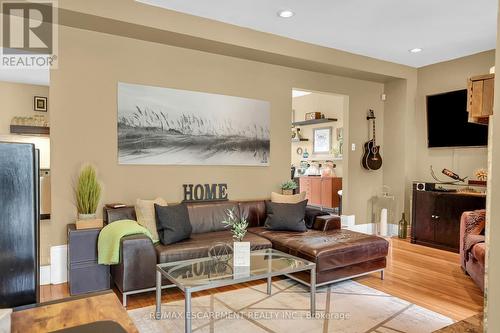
[98,219,153,265]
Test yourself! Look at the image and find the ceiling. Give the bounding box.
[137,0,497,68]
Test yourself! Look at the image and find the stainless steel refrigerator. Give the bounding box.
[0,142,40,308]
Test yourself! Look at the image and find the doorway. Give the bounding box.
[291,89,349,214]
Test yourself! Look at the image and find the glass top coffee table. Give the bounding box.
[155,248,316,333]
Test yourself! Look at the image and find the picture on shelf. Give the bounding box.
[313,127,332,154]
[117,82,270,166]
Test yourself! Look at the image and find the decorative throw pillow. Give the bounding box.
[135,197,168,242]
[264,200,308,232]
[155,204,192,245]
[271,191,306,204]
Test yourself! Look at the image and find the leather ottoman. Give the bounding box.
[249,227,389,284]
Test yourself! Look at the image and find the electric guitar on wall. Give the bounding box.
[362,109,383,171]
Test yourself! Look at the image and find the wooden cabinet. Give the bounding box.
[411,186,486,252]
[299,176,342,209]
[467,73,494,124]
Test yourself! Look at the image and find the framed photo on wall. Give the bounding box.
[34,96,48,112]
[313,127,332,154]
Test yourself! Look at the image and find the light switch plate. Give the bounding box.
[351,143,356,151]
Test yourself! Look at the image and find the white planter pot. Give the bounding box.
[233,241,250,267]
[78,213,96,220]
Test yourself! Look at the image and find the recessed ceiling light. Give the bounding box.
[409,48,423,53]
[278,10,294,18]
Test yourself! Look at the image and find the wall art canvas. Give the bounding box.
[117,82,270,166]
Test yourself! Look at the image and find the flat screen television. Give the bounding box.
[426,89,488,148]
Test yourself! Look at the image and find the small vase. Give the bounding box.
[78,213,96,220]
[282,189,294,195]
[233,241,250,267]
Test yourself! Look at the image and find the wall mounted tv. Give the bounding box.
[427,89,488,148]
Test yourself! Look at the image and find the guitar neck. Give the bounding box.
[372,119,376,144]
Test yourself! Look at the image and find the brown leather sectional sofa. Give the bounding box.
[103,200,389,306]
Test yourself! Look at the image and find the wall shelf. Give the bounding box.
[292,138,309,142]
[10,125,50,135]
[468,180,487,187]
[301,156,343,162]
[292,118,338,127]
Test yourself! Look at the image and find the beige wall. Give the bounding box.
[0,81,51,169]
[415,51,495,183]
[383,79,410,218]
[291,92,346,177]
[45,25,386,265]
[0,81,49,134]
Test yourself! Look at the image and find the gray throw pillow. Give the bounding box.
[155,204,192,245]
[264,200,308,232]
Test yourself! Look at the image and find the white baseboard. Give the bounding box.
[341,215,356,228]
[347,223,375,234]
[346,222,398,236]
[50,245,68,284]
[39,265,51,285]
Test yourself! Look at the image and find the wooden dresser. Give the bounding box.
[411,183,486,252]
[299,176,342,209]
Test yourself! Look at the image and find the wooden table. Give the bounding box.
[11,292,138,333]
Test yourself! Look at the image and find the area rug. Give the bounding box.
[128,279,454,333]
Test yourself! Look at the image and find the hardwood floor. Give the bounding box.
[40,238,484,322]
[40,281,69,302]
[355,238,484,321]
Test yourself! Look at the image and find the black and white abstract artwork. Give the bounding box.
[117,82,270,165]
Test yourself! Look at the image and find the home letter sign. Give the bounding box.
[182,183,228,203]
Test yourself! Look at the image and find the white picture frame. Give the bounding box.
[313,127,332,154]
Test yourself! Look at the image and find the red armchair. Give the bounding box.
[460,210,486,291]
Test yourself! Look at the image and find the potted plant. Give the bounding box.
[281,180,298,195]
[222,208,250,267]
[76,165,102,220]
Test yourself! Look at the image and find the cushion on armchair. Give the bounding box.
[462,209,486,263]
[463,209,486,236]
